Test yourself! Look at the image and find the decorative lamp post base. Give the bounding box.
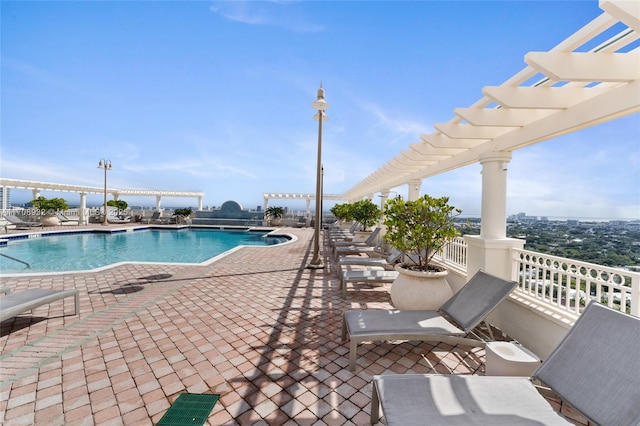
[306,261,325,270]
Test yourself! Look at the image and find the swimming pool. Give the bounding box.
[0,228,290,274]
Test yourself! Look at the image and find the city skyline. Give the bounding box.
[2,1,638,219]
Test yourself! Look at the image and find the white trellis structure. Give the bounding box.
[342,0,638,218]
[262,192,345,218]
[0,178,205,224]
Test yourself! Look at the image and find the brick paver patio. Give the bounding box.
[1,227,487,425]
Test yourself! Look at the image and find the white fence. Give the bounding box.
[434,237,640,317]
[440,237,468,269]
[512,248,639,316]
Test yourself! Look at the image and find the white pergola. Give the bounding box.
[0,178,205,224]
[342,0,639,224]
[263,192,345,217]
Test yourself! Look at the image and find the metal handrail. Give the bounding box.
[0,253,30,269]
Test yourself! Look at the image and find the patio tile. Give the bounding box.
[0,226,569,425]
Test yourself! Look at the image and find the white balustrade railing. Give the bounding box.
[436,237,468,269]
[512,248,640,316]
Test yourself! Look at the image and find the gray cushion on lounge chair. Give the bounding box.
[0,288,80,322]
[346,310,464,338]
[370,303,640,426]
[533,302,640,426]
[332,227,382,248]
[338,249,402,268]
[342,270,518,371]
[439,268,518,331]
[340,269,399,297]
[372,375,570,425]
[3,214,43,229]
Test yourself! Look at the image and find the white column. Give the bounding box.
[32,189,41,200]
[465,151,524,280]
[479,152,511,239]
[408,179,421,201]
[79,193,87,225]
[306,198,311,218]
[1,186,7,210]
[197,196,203,211]
[155,196,162,211]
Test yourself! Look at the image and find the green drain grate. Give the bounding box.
[156,393,220,426]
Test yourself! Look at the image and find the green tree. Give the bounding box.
[350,199,381,231]
[30,196,69,213]
[383,194,461,271]
[330,203,354,222]
[107,199,128,210]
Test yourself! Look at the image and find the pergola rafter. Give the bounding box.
[341,0,639,202]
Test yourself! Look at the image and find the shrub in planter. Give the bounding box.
[350,199,381,231]
[383,194,461,272]
[107,199,128,210]
[330,203,354,222]
[265,206,285,225]
[30,196,69,216]
[174,207,193,224]
[265,206,284,219]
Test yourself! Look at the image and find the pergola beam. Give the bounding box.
[525,51,640,82]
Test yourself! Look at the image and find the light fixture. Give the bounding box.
[97,159,113,225]
[307,85,329,269]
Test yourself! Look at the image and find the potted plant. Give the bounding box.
[330,203,354,229]
[174,207,193,225]
[349,199,382,242]
[383,194,462,310]
[107,199,129,222]
[265,206,285,226]
[30,196,70,226]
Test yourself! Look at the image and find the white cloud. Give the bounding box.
[209,1,325,33]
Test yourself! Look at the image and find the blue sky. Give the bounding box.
[2,1,638,219]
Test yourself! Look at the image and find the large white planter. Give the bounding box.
[40,215,60,227]
[390,264,453,310]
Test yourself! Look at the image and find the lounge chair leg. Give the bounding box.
[349,339,357,372]
[73,292,80,316]
[370,380,380,425]
[341,317,348,341]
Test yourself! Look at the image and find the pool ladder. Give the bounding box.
[0,253,30,269]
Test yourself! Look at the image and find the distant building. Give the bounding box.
[0,187,11,210]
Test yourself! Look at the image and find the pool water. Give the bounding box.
[0,228,288,274]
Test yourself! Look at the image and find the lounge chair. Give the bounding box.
[334,234,385,259]
[332,227,381,249]
[57,213,80,225]
[143,211,161,224]
[340,267,399,298]
[0,288,80,322]
[370,302,640,425]
[338,249,402,270]
[107,214,131,224]
[342,270,517,371]
[3,214,44,231]
[328,222,361,244]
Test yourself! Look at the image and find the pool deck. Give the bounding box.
[0,225,537,425]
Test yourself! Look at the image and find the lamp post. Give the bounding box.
[307,85,329,269]
[97,159,112,225]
